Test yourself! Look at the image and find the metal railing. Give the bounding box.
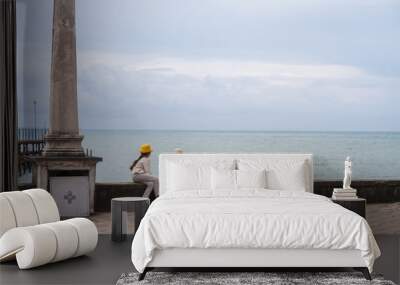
[18,128,47,176]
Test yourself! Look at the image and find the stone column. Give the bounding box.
[31,0,102,215]
[43,0,84,157]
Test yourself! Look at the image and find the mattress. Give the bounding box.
[131,190,380,273]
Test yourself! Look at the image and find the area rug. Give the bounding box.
[116,272,396,285]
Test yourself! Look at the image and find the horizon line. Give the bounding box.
[79,128,400,133]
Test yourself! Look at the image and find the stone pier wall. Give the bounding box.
[314,180,400,203]
[95,182,147,211]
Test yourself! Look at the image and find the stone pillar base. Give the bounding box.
[29,156,102,214]
[43,134,84,157]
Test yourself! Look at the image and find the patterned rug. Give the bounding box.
[116,271,396,285]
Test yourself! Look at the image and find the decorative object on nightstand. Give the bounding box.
[331,198,366,218]
[332,188,358,199]
[111,197,150,242]
[332,156,358,200]
[343,156,353,190]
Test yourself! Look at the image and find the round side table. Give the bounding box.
[111,197,150,242]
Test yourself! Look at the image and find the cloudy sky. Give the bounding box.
[17,0,400,131]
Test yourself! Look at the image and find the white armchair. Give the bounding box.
[0,189,98,269]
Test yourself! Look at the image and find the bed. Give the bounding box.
[131,153,380,280]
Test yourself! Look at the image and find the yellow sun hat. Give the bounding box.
[139,144,152,154]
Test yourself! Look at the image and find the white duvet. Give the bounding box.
[131,190,380,273]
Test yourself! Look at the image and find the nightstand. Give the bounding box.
[111,197,150,242]
[331,198,366,218]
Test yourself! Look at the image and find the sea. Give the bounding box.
[81,130,400,183]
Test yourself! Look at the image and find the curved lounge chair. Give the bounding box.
[0,189,98,269]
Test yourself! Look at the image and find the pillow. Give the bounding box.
[211,168,236,191]
[236,169,267,189]
[238,159,307,191]
[266,161,307,191]
[167,163,211,191]
[166,159,236,192]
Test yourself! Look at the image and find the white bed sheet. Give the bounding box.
[131,190,380,273]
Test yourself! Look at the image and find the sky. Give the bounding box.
[17,0,400,131]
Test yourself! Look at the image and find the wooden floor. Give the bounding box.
[0,235,133,285]
[0,235,398,285]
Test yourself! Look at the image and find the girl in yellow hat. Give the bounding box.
[129,144,159,198]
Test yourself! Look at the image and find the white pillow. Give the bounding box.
[238,159,307,191]
[211,168,236,191]
[267,161,307,191]
[166,160,236,192]
[167,163,211,191]
[236,169,267,189]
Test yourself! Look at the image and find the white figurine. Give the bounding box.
[343,156,353,189]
